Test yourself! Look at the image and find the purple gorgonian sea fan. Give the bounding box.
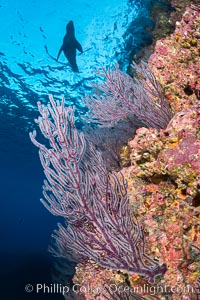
[82,61,173,130]
[29,95,166,283]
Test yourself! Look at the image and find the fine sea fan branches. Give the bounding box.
[82,61,173,130]
[30,95,166,284]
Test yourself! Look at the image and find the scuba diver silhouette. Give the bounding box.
[57,20,83,72]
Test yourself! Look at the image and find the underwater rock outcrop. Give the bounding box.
[149,4,200,112]
[122,104,200,299]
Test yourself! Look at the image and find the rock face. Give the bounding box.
[118,2,200,298]
[123,104,200,299]
[149,4,200,112]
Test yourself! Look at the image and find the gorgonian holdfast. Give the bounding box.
[82,61,173,130]
[29,95,167,283]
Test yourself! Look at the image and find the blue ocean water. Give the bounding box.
[0,0,166,299]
